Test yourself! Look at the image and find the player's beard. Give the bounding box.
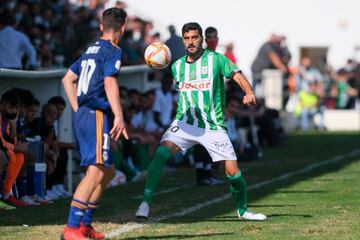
[187,45,203,59]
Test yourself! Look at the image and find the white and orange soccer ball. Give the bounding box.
[144,42,172,69]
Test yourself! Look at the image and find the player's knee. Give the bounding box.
[225,160,240,176]
[87,165,106,179]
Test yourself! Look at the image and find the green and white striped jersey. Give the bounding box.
[171,49,239,130]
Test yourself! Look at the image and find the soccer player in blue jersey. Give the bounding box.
[61,8,128,240]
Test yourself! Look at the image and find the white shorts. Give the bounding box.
[161,120,237,162]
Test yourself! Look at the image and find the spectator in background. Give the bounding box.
[295,81,321,131]
[251,34,288,92]
[342,59,359,109]
[204,26,218,51]
[23,98,40,138]
[31,103,59,199]
[0,11,37,69]
[225,96,243,155]
[0,90,28,207]
[278,36,291,67]
[0,149,15,209]
[165,25,186,62]
[128,89,142,111]
[153,71,174,131]
[9,88,41,205]
[224,43,237,64]
[298,57,323,91]
[47,96,74,198]
[331,68,358,109]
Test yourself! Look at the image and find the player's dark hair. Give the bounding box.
[102,7,127,31]
[48,96,66,107]
[205,26,217,37]
[182,22,203,37]
[1,90,20,107]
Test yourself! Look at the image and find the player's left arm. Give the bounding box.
[104,50,129,141]
[219,53,256,105]
[104,76,128,141]
[232,72,256,105]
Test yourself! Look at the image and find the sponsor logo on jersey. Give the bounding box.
[179,80,211,91]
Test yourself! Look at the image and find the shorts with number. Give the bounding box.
[161,120,237,162]
[73,106,112,167]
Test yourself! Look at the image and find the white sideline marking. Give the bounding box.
[106,149,360,239]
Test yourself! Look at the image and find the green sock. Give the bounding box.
[143,145,171,204]
[118,156,137,180]
[227,171,247,215]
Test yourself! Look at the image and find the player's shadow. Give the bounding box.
[122,232,233,239]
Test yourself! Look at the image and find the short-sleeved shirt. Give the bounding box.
[251,42,277,75]
[171,49,239,130]
[152,88,173,127]
[70,39,123,111]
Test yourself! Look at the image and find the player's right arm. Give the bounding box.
[62,69,79,112]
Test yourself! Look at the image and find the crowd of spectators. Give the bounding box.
[251,34,360,131]
[0,0,161,69]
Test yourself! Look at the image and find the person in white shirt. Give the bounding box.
[153,72,174,131]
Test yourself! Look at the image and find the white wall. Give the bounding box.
[126,0,360,76]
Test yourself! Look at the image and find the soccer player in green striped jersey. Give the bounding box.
[136,22,266,221]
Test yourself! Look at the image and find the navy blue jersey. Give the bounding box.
[70,39,123,111]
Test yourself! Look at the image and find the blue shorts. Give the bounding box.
[73,106,112,167]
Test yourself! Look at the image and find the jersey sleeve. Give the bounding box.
[218,53,240,79]
[104,49,123,77]
[70,57,81,76]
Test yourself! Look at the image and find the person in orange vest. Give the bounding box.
[0,90,28,207]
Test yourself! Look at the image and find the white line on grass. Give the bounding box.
[106,149,360,239]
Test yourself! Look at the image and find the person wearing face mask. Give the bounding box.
[0,90,28,207]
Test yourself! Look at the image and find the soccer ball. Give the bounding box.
[144,42,172,69]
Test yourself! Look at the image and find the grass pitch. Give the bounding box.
[0,132,359,240]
